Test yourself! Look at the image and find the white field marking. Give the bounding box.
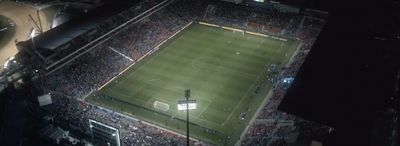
[144,83,215,111]
[204,59,254,126]
[254,38,263,49]
[147,78,160,82]
[172,94,217,125]
[236,40,304,146]
[280,41,285,49]
[171,98,219,126]
[198,98,212,117]
[221,85,252,127]
[86,101,200,143]
[150,96,171,108]
[98,21,194,90]
[221,64,270,127]
[109,46,134,62]
[108,75,223,131]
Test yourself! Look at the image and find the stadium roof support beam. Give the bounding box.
[28,14,42,33]
[185,89,190,146]
[37,10,43,33]
[45,0,174,75]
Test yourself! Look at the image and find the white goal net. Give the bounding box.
[154,101,170,112]
[233,29,244,35]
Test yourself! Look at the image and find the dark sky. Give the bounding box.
[279,0,400,146]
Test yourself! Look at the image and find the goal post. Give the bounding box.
[220,26,244,35]
[154,101,170,112]
[232,29,245,35]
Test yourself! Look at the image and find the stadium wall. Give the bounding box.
[198,21,288,41]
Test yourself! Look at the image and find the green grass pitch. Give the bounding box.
[88,23,300,145]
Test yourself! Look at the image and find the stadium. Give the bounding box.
[2,0,398,146]
[1,0,329,145]
[89,21,301,145]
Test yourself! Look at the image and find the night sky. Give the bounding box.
[279,0,400,145]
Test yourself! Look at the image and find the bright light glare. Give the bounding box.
[30,29,36,38]
[178,103,197,110]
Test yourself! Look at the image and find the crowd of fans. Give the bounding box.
[35,0,330,145]
[202,3,301,37]
[42,0,165,65]
[43,94,195,146]
[43,2,191,98]
[44,44,130,98]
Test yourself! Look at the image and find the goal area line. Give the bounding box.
[199,21,287,42]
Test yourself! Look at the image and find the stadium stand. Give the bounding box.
[16,0,168,74]
[25,0,331,145]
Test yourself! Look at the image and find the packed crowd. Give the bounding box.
[203,3,301,37]
[43,0,165,65]
[36,0,330,145]
[43,94,195,146]
[43,5,191,98]
[44,44,130,98]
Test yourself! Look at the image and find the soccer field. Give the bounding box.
[88,23,300,145]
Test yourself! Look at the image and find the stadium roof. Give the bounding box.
[20,0,140,53]
[33,18,102,50]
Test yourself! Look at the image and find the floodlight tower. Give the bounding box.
[178,89,196,146]
[185,89,190,146]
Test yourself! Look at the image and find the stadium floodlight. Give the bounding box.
[177,99,197,110]
[30,29,35,38]
[177,89,196,146]
[282,77,294,84]
[28,28,46,61]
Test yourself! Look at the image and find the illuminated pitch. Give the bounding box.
[88,23,300,145]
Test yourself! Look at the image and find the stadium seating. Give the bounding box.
[37,0,329,145]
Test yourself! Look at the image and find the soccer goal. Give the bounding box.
[232,29,245,35]
[154,101,170,112]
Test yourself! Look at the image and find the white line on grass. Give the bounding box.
[221,62,271,127]
[147,78,160,82]
[279,41,285,49]
[198,99,212,117]
[235,40,303,146]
